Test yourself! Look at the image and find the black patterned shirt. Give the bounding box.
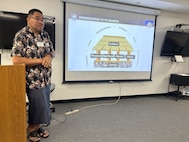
[11,26,55,89]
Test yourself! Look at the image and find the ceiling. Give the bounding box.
[101,0,189,14]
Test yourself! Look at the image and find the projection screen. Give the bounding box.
[63,1,157,83]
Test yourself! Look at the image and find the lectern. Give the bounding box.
[0,64,26,142]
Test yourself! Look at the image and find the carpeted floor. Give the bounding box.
[28,95,189,142]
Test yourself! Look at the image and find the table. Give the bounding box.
[169,73,189,100]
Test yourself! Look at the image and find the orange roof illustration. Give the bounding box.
[93,35,133,52]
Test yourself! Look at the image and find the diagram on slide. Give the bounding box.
[91,35,134,68]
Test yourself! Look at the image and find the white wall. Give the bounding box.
[1,0,189,100]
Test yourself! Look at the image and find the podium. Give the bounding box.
[0,64,26,142]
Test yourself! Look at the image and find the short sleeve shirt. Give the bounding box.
[11,26,55,89]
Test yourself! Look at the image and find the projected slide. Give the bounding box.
[68,15,154,72]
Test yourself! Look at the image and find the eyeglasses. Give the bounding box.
[30,16,45,22]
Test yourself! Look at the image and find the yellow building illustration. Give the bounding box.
[91,35,134,68]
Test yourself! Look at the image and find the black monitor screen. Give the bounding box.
[161,31,189,57]
[0,11,55,49]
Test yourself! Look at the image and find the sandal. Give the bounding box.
[28,129,40,142]
[37,127,49,138]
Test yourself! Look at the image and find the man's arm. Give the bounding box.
[12,56,43,66]
[12,55,52,68]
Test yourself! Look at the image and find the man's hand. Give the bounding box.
[42,54,52,68]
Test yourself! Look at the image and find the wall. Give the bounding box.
[1,0,189,100]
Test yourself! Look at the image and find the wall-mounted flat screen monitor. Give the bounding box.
[0,11,55,50]
[161,31,189,57]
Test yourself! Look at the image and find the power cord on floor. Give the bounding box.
[65,82,122,116]
[51,113,67,123]
[65,96,121,115]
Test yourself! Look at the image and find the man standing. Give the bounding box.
[11,9,55,142]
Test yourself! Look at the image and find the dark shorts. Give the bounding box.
[26,85,50,124]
